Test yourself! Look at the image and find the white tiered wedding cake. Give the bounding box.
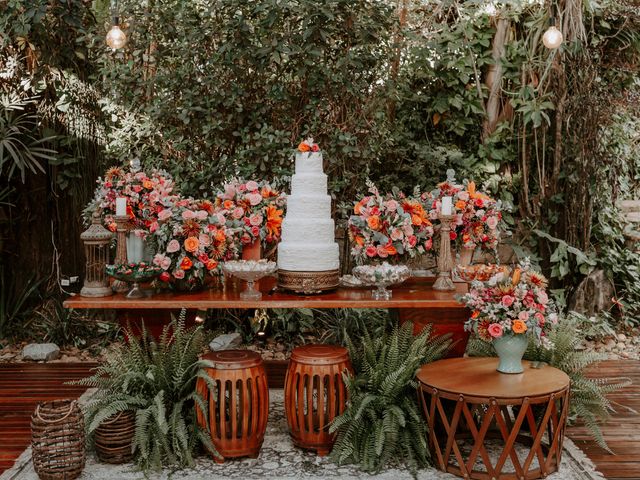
[277,139,339,291]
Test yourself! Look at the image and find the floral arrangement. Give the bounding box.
[85,165,177,238]
[153,198,237,288]
[297,137,320,152]
[348,181,435,262]
[105,262,162,280]
[430,170,503,251]
[215,178,286,249]
[459,260,558,347]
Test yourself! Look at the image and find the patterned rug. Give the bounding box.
[1,390,605,480]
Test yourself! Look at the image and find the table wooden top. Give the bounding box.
[63,276,468,310]
[417,357,570,399]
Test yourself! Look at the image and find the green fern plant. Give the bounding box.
[329,322,450,474]
[74,310,216,471]
[467,312,630,452]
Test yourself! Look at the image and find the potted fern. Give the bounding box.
[75,312,216,470]
[330,322,451,474]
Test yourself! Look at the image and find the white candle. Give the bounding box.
[441,196,453,215]
[115,197,127,216]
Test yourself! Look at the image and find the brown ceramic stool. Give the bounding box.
[284,344,353,456]
[195,350,269,463]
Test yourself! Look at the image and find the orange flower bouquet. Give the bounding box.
[348,181,435,263]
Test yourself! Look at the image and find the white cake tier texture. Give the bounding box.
[277,150,340,272]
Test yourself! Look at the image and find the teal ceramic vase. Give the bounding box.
[492,334,529,374]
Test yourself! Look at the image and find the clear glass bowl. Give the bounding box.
[352,263,411,300]
[106,264,162,299]
[222,260,277,300]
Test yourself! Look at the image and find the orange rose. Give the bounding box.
[411,214,423,226]
[184,236,200,253]
[215,229,227,242]
[367,215,381,230]
[206,260,218,271]
[142,179,154,190]
[385,244,397,255]
[354,236,365,247]
[298,142,311,152]
[455,200,466,210]
[512,320,528,334]
[180,257,193,270]
[223,200,234,210]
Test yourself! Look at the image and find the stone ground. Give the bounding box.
[1,390,605,480]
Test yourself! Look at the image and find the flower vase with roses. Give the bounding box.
[153,199,237,292]
[347,181,435,265]
[459,259,558,373]
[430,170,504,265]
[215,178,286,260]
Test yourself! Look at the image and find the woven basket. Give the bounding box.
[94,410,135,464]
[31,399,85,480]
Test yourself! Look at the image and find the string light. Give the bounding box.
[106,1,127,50]
[543,17,563,50]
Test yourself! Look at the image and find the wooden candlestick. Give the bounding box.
[112,215,130,293]
[433,214,455,291]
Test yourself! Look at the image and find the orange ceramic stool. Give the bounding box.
[195,350,269,462]
[284,344,353,456]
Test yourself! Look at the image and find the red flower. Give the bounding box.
[311,144,320,152]
[474,198,484,208]
[180,257,193,270]
[159,272,170,282]
[449,231,457,240]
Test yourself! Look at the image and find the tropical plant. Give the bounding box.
[74,312,216,471]
[467,312,631,451]
[0,266,44,338]
[329,322,450,474]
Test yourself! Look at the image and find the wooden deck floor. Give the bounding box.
[0,360,638,478]
[0,362,97,474]
[566,359,640,480]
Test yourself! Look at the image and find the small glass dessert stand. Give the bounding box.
[352,263,410,300]
[222,260,277,300]
[105,263,162,299]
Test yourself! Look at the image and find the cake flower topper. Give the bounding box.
[297,137,320,153]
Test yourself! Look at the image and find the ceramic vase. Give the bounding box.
[492,334,528,374]
[126,233,145,264]
[242,239,262,261]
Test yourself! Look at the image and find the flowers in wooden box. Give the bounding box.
[459,259,558,347]
[348,181,435,263]
[153,198,237,288]
[431,171,504,251]
[214,178,286,248]
[85,165,177,237]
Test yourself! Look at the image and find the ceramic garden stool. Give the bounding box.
[284,344,353,456]
[417,357,570,480]
[195,350,269,463]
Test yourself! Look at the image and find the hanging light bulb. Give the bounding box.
[106,19,127,50]
[543,17,563,50]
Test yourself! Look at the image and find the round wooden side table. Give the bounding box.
[417,357,570,480]
[195,350,269,462]
[284,344,353,456]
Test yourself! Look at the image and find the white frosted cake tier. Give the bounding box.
[281,218,335,243]
[277,242,340,271]
[290,173,327,196]
[285,194,331,217]
[295,151,323,173]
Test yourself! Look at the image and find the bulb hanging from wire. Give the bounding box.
[106,19,127,50]
[543,17,563,50]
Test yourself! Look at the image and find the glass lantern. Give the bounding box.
[80,211,114,297]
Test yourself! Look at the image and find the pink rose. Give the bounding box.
[518,311,530,321]
[216,213,226,225]
[149,221,159,233]
[232,207,245,219]
[173,269,185,279]
[246,180,259,192]
[199,233,211,246]
[534,312,545,325]
[385,200,399,212]
[153,253,165,267]
[365,246,377,257]
[158,208,173,222]
[132,185,142,193]
[488,323,503,338]
[408,235,417,247]
[160,257,172,270]
[403,225,414,236]
[249,213,263,226]
[424,238,433,250]
[537,290,549,305]
[166,239,180,253]
[251,225,260,237]
[182,210,195,220]
[502,295,515,307]
[390,228,403,241]
[376,245,388,258]
[237,183,247,192]
[457,191,469,201]
[486,216,498,230]
[241,233,252,245]
[196,210,208,221]
[223,184,236,200]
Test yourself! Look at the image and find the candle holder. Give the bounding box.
[112,215,130,293]
[433,214,456,291]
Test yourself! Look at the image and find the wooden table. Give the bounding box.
[417,357,570,480]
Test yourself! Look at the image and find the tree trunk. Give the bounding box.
[483,16,510,140]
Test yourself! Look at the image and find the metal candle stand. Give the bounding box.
[112,215,130,293]
[433,213,456,291]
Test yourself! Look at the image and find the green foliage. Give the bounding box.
[467,313,630,451]
[330,322,450,474]
[0,266,44,338]
[74,311,216,471]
